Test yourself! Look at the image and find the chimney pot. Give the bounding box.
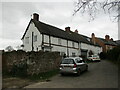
[91,33,95,37]
[105,35,110,41]
[33,13,39,21]
[65,27,70,32]
[74,29,78,33]
[91,33,96,44]
[110,38,113,41]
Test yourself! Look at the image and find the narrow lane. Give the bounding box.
[25,60,118,88]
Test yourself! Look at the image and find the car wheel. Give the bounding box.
[60,73,65,76]
[86,66,88,71]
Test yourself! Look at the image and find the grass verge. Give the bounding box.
[28,69,59,81]
[2,69,59,88]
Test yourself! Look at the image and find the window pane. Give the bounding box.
[72,42,74,47]
[58,38,61,45]
[61,59,74,64]
[25,37,29,44]
[34,35,37,42]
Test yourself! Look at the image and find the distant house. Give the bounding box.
[91,33,117,52]
[21,13,102,57]
[115,40,120,46]
[78,34,102,58]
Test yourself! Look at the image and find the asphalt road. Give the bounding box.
[25,60,118,88]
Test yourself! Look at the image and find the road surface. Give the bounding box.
[25,60,118,88]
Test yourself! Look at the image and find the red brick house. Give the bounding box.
[91,33,117,52]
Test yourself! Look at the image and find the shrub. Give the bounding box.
[99,52,107,59]
[10,60,27,77]
[106,45,120,65]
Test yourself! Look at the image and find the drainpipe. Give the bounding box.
[67,40,69,57]
[32,32,34,51]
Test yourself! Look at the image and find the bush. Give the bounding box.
[106,45,120,64]
[99,52,107,59]
[10,60,27,77]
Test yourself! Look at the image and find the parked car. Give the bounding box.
[87,55,100,62]
[59,57,88,76]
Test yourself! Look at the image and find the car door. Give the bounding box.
[81,61,87,71]
[75,58,85,71]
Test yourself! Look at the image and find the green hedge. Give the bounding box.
[99,45,120,65]
[106,45,120,64]
[107,46,120,60]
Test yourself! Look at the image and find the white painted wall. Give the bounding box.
[22,21,102,57]
[22,22,42,51]
[50,36,79,56]
[51,36,58,45]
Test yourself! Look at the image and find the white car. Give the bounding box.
[87,55,100,62]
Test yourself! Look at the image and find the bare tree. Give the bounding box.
[73,0,120,21]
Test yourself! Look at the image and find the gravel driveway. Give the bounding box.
[25,60,118,88]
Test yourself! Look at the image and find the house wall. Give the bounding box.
[44,36,79,56]
[91,36,106,52]
[81,43,102,57]
[105,45,116,52]
[22,22,42,51]
[22,22,80,56]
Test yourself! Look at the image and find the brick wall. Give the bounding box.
[2,50,61,76]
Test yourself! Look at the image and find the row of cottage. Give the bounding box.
[21,13,118,58]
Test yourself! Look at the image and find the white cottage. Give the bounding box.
[21,13,80,56]
[21,13,102,57]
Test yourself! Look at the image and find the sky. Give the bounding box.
[0,0,119,50]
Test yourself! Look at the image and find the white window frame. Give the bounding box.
[34,35,37,42]
[25,37,29,44]
[72,41,75,47]
[58,38,61,45]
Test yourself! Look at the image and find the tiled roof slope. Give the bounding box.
[98,38,117,46]
[115,40,120,45]
[22,19,100,47]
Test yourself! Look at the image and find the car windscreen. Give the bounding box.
[61,59,74,64]
[75,58,83,63]
[93,55,99,57]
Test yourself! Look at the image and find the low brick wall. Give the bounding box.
[2,50,61,76]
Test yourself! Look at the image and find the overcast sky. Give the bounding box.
[0,0,118,50]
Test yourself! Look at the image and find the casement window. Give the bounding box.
[25,37,29,44]
[72,52,76,57]
[72,42,75,47]
[58,38,61,45]
[34,35,37,42]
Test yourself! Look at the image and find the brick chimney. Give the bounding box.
[110,38,113,41]
[65,27,70,32]
[33,13,39,21]
[105,35,110,41]
[91,33,96,44]
[74,29,78,33]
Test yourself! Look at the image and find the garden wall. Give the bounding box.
[2,50,62,76]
